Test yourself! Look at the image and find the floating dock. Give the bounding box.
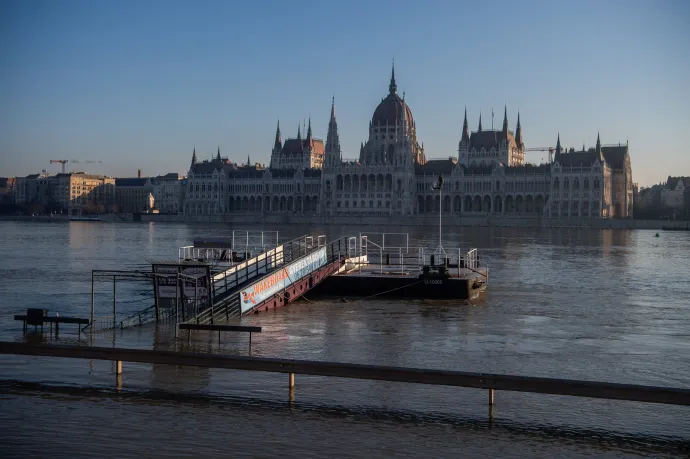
[313,232,488,301]
[79,230,488,333]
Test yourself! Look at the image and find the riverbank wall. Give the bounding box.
[3,214,689,230]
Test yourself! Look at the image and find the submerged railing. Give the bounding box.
[1,342,688,410]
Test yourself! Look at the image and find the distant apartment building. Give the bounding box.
[55,173,115,214]
[15,172,53,211]
[14,172,114,214]
[151,173,184,214]
[0,177,16,205]
[114,177,153,213]
[661,176,688,210]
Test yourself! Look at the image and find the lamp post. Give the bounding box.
[433,174,446,259]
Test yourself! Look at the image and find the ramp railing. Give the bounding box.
[185,234,332,324]
[237,236,347,316]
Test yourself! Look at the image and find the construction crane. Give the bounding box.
[524,147,555,163]
[50,160,68,173]
[49,159,103,174]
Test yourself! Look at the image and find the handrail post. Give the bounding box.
[112,276,116,328]
[90,272,95,334]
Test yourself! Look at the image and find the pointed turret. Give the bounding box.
[596,131,603,160]
[502,105,508,133]
[325,97,341,168]
[191,147,197,166]
[596,131,601,151]
[216,146,221,162]
[461,107,470,144]
[273,120,282,150]
[306,116,313,145]
[389,61,397,94]
[554,133,561,163]
[478,112,483,132]
[515,112,523,146]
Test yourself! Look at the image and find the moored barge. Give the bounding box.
[312,232,488,301]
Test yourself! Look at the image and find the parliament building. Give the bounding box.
[183,66,633,221]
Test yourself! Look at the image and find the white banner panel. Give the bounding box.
[239,246,327,313]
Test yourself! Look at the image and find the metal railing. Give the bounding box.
[184,234,334,324]
[2,342,688,409]
[179,230,279,263]
[348,233,487,279]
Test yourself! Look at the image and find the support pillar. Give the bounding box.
[112,277,117,327]
[90,273,95,334]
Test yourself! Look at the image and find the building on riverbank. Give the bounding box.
[114,177,154,213]
[14,172,115,215]
[151,173,184,214]
[180,65,633,222]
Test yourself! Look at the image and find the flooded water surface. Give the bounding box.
[0,221,689,458]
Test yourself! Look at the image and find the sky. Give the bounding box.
[1,0,688,186]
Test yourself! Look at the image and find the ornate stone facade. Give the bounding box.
[182,66,633,221]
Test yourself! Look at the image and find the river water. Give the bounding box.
[0,221,688,458]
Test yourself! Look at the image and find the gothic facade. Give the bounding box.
[182,66,633,220]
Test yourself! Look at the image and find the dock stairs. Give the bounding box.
[180,235,348,325]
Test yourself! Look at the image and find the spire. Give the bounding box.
[216,146,221,161]
[596,131,601,150]
[297,124,301,141]
[273,120,282,150]
[556,133,561,152]
[515,111,522,146]
[191,147,197,166]
[330,96,336,123]
[325,98,341,167]
[478,112,483,132]
[502,105,508,133]
[306,116,312,143]
[389,60,397,94]
[461,107,470,143]
[554,133,561,162]
[596,131,602,159]
[247,154,251,166]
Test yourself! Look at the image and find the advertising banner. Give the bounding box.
[239,246,327,313]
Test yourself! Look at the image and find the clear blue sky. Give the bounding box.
[1,0,688,186]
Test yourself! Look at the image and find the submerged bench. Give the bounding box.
[15,308,90,335]
[178,323,262,347]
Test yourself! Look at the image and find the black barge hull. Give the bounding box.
[311,274,486,300]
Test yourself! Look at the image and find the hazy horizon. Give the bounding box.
[2,0,689,187]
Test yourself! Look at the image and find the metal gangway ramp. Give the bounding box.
[183,235,347,325]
